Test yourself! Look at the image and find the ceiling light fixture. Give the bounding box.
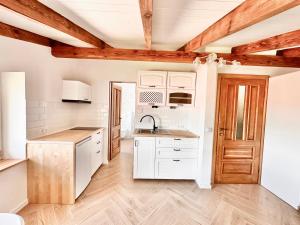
[193,53,241,69]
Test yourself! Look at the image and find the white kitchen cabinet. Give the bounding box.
[75,137,92,198]
[155,158,197,179]
[166,89,195,107]
[133,137,156,178]
[62,80,91,102]
[133,136,199,180]
[138,71,167,88]
[156,137,199,149]
[136,88,166,106]
[167,72,196,89]
[90,130,104,175]
[156,148,198,159]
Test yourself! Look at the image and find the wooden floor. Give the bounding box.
[19,142,300,225]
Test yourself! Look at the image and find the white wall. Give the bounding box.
[0,36,79,139]
[261,71,300,209]
[0,162,27,213]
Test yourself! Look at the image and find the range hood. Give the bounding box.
[62,80,92,103]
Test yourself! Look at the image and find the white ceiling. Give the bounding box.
[208,5,300,50]
[152,0,243,50]
[0,0,299,53]
[0,5,93,47]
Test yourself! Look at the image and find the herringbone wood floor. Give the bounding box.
[19,142,300,225]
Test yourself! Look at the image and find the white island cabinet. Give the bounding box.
[133,132,199,180]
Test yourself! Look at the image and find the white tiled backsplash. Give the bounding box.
[26,100,109,139]
[135,106,194,130]
[76,102,109,127]
[26,100,76,139]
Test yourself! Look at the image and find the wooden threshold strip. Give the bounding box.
[51,46,300,68]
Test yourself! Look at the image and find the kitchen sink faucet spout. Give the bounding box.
[140,115,158,132]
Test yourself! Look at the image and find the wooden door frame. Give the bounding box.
[211,74,269,185]
[108,81,136,161]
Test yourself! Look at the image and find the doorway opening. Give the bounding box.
[108,82,136,161]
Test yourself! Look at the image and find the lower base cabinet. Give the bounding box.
[27,128,104,204]
[133,137,156,178]
[155,158,197,179]
[76,137,92,198]
[133,137,199,180]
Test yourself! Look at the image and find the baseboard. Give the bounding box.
[195,179,212,189]
[9,199,28,213]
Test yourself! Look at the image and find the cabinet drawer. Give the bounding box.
[155,158,197,179]
[92,131,103,143]
[156,148,198,158]
[156,137,198,149]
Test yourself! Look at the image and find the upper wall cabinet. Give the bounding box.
[62,80,91,103]
[167,72,196,89]
[138,71,167,88]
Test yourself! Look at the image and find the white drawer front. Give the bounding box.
[155,158,197,179]
[156,137,198,149]
[156,148,198,159]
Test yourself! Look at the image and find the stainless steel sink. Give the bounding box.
[70,127,99,131]
[136,129,171,135]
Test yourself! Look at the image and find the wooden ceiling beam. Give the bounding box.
[139,0,153,49]
[232,29,300,55]
[0,0,111,48]
[178,0,300,52]
[276,47,300,57]
[0,21,53,46]
[51,46,300,68]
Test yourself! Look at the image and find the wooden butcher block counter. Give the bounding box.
[27,127,104,204]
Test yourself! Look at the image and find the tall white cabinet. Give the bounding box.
[0,72,26,159]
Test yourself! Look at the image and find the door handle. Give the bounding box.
[219,128,228,136]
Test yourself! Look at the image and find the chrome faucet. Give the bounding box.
[140,115,158,132]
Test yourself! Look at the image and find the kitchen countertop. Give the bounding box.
[133,129,199,138]
[28,127,104,144]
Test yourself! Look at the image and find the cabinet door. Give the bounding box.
[167,89,195,107]
[138,71,167,88]
[136,88,166,106]
[75,137,92,198]
[167,72,196,89]
[133,137,155,178]
[155,158,197,179]
[78,83,91,101]
[62,80,80,100]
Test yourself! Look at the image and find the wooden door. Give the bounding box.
[109,85,122,160]
[214,75,268,184]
